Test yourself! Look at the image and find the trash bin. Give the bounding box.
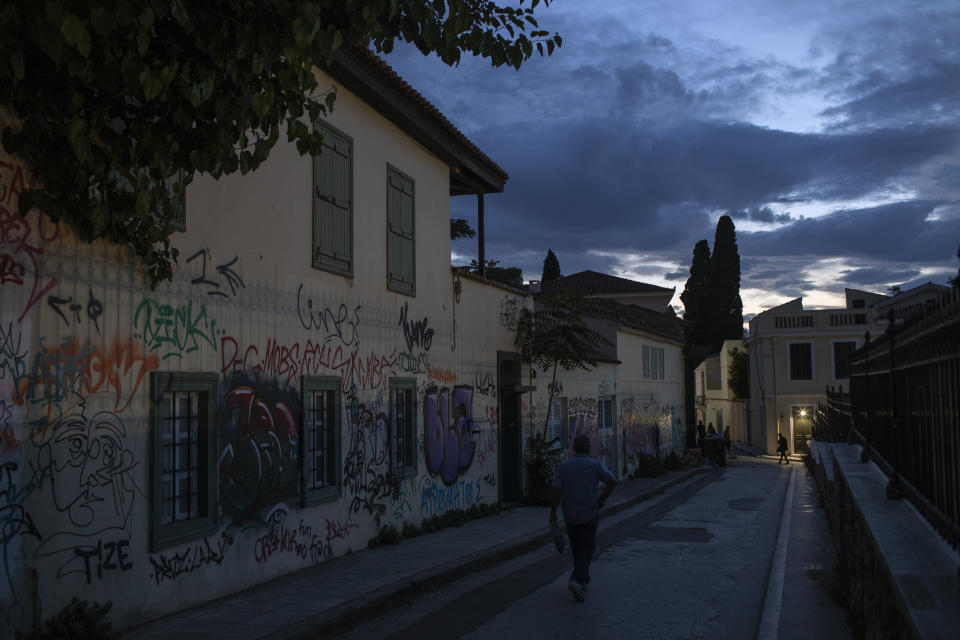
[702,436,726,467]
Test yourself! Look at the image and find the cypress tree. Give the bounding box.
[680,239,712,345]
[541,248,562,282]
[710,215,744,343]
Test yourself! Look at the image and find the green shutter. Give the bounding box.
[313,123,352,275]
[387,166,415,295]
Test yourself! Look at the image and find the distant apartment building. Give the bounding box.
[745,283,950,455]
[746,288,885,454]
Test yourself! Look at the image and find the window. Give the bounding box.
[313,121,353,275]
[642,344,665,380]
[390,378,417,479]
[151,372,218,551]
[387,166,416,295]
[547,397,568,445]
[832,341,856,380]
[788,342,813,380]
[302,376,342,504]
[598,397,614,433]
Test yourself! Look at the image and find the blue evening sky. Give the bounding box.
[384,0,960,317]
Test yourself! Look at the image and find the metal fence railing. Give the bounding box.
[844,288,960,549]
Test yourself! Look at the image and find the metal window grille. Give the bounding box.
[394,387,412,468]
[159,390,204,524]
[306,388,335,490]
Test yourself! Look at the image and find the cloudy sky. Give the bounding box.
[384,0,960,318]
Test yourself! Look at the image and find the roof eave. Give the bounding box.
[324,49,506,194]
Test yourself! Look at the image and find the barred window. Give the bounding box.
[151,373,217,551]
[303,376,342,504]
[391,378,417,479]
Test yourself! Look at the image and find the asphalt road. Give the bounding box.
[338,458,851,640]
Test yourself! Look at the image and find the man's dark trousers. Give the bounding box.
[566,516,598,584]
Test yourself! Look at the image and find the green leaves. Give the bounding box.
[1,0,561,286]
[61,13,91,57]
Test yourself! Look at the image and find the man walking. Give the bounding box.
[549,434,617,602]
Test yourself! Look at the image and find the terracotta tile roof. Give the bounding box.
[586,297,686,343]
[452,266,528,295]
[347,46,508,181]
[540,270,674,296]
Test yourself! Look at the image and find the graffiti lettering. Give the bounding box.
[325,518,359,543]
[220,336,397,393]
[398,350,429,375]
[219,378,299,525]
[399,302,434,352]
[427,367,457,384]
[423,386,475,485]
[47,288,104,334]
[16,337,158,416]
[254,519,330,565]
[475,373,496,398]
[148,532,233,586]
[134,298,219,359]
[499,295,519,329]
[343,398,391,523]
[419,476,484,518]
[0,204,59,322]
[72,539,132,584]
[186,249,246,297]
[296,284,361,346]
[482,474,497,487]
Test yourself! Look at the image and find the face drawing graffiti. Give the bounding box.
[45,411,136,532]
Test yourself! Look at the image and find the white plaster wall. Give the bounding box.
[0,67,520,636]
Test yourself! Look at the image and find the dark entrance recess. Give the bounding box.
[498,351,523,504]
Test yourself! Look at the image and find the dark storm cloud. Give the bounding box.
[389,1,960,305]
[741,200,960,263]
[462,118,957,266]
[822,64,960,130]
[839,266,923,286]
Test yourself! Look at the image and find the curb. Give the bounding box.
[267,467,710,639]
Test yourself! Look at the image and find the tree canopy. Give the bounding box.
[680,239,711,345]
[710,215,743,344]
[727,346,749,399]
[541,248,561,282]
[0,0,561,285]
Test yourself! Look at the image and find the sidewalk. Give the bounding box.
[120,467,710,640]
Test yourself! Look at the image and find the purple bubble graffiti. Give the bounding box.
[423,386,475,485]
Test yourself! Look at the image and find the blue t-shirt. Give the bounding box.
[551,453,615,524]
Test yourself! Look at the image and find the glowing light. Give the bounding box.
[799,408,808,418]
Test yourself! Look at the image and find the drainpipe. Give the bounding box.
[477,192,485,278]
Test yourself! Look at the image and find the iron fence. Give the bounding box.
[846,288,960,548]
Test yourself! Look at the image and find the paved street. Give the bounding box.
[337,458,852,640]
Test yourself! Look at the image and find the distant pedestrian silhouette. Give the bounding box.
[549,434,616,602]
[777,432,790,464]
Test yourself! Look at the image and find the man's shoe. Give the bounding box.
[568,579,585,602]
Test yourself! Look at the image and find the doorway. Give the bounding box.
[791,405,814,454]
[498,351,523,504]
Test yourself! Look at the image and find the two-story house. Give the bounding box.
[693,339,748,443]
[536,271,687,477]
[0,47,532,634]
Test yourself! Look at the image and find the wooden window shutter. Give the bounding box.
[313,123,352,275]
[387,166,415,295]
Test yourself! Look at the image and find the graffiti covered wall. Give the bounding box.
[0,73,524,636]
